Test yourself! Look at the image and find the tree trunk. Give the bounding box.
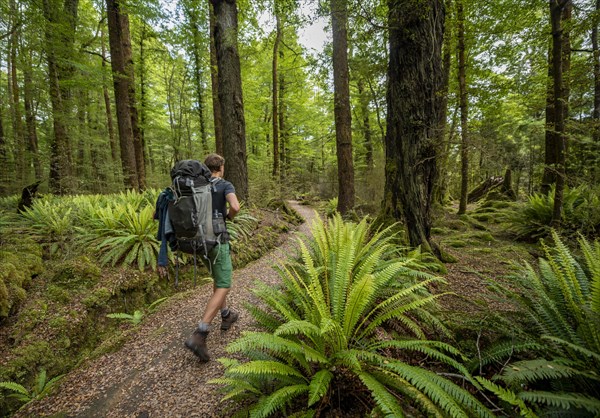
[593,0,600,182]
[106,0,139,190]
[42,0,79,194]
[279,67,288,179]
[384,0,444,255]
[272,11,281,178]
[10,0,25,183]
[186,5,209,155]
[0,49,7,194]
[23,54,42,180]
[101,20,119,167]
[457,0,469,215]
[358,78,373,171]
[330,0,355,214]
[549,0,569,227]
[139,23,149,171]
[209,1,223,155]
[434,0,452,204]
[211,0,248,201]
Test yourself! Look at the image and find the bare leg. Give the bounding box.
[213,283,227,311]
[202,288,230,324]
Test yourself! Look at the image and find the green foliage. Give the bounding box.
[323,197,338,218]
[78,202,159,271]
[482,231,600,415]
[212,215,492,417]
[107,311,145,326]
[227,207,258,242]
[106,296,168,326]
[505,185,600,240]
[19,199,75,256]
[0,369,63,407]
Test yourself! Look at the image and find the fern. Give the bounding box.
[486,232,600,415]
[214,214,493,417]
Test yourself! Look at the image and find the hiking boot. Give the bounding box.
[220,310,239,331]
[184,329,210,362]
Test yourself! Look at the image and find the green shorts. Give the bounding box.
[204,242,233,288]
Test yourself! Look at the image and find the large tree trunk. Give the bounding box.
[330,0,355,214]
[384,0,444,255]
[457,0,469,215]
[549,0,570,227]
[211,0,248,201]
[106,0,139,190]
[209,1,223,155]
[272,11,281,178]
[42,0,79,194]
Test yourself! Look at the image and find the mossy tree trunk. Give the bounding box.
[384,0,444,256]
[211,0,248,201]
[457,0,469,215]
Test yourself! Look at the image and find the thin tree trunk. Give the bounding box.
[0,49,8,192]
[10,0,25,182]
[209,1,223,155]
[139,23,149,171]
[211,0,248,201]
[457,0,469,215]
[43,0,78,194]
[330,0,355,214]
[384,0,444,256]
[550,0,569,227]
[434,0,452,204]
[279,67,287,179]
[272,11,281,177]
[358,78,373,171]
[106,0,139,189]
[593,0,600,182]
[186,5,209,155]
[23,53,42,179]
[101,21,119,167]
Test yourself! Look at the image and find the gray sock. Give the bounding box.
[198,322,209,332]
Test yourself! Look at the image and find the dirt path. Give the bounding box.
[19,201,317,418]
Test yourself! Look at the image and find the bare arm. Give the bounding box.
[226,193,240,220]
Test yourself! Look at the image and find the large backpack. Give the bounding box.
[167,160,226,285]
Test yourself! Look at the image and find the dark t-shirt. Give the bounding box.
[211,177,235,220]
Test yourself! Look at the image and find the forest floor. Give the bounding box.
[15,201,534,418]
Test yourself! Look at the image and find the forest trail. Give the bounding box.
[18,201,317,418]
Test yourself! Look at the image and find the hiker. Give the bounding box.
[183,153,241,362]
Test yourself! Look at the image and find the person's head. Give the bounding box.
[204,153,225,174]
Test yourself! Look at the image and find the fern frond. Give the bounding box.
[0,382,30,398]
[356,371,405,418]
[520,391,600,414]
[475,377,537,418]
[249,384,309,418]
[499,358,583,386]
[307,369,333,407]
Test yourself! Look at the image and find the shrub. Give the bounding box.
[480,231,600,416]
[212,215,492,417]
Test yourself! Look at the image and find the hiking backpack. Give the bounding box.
[167,160,226,285]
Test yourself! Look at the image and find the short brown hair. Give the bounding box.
[204,153,225,172]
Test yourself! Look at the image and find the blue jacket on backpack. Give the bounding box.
[154,188,176,267]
